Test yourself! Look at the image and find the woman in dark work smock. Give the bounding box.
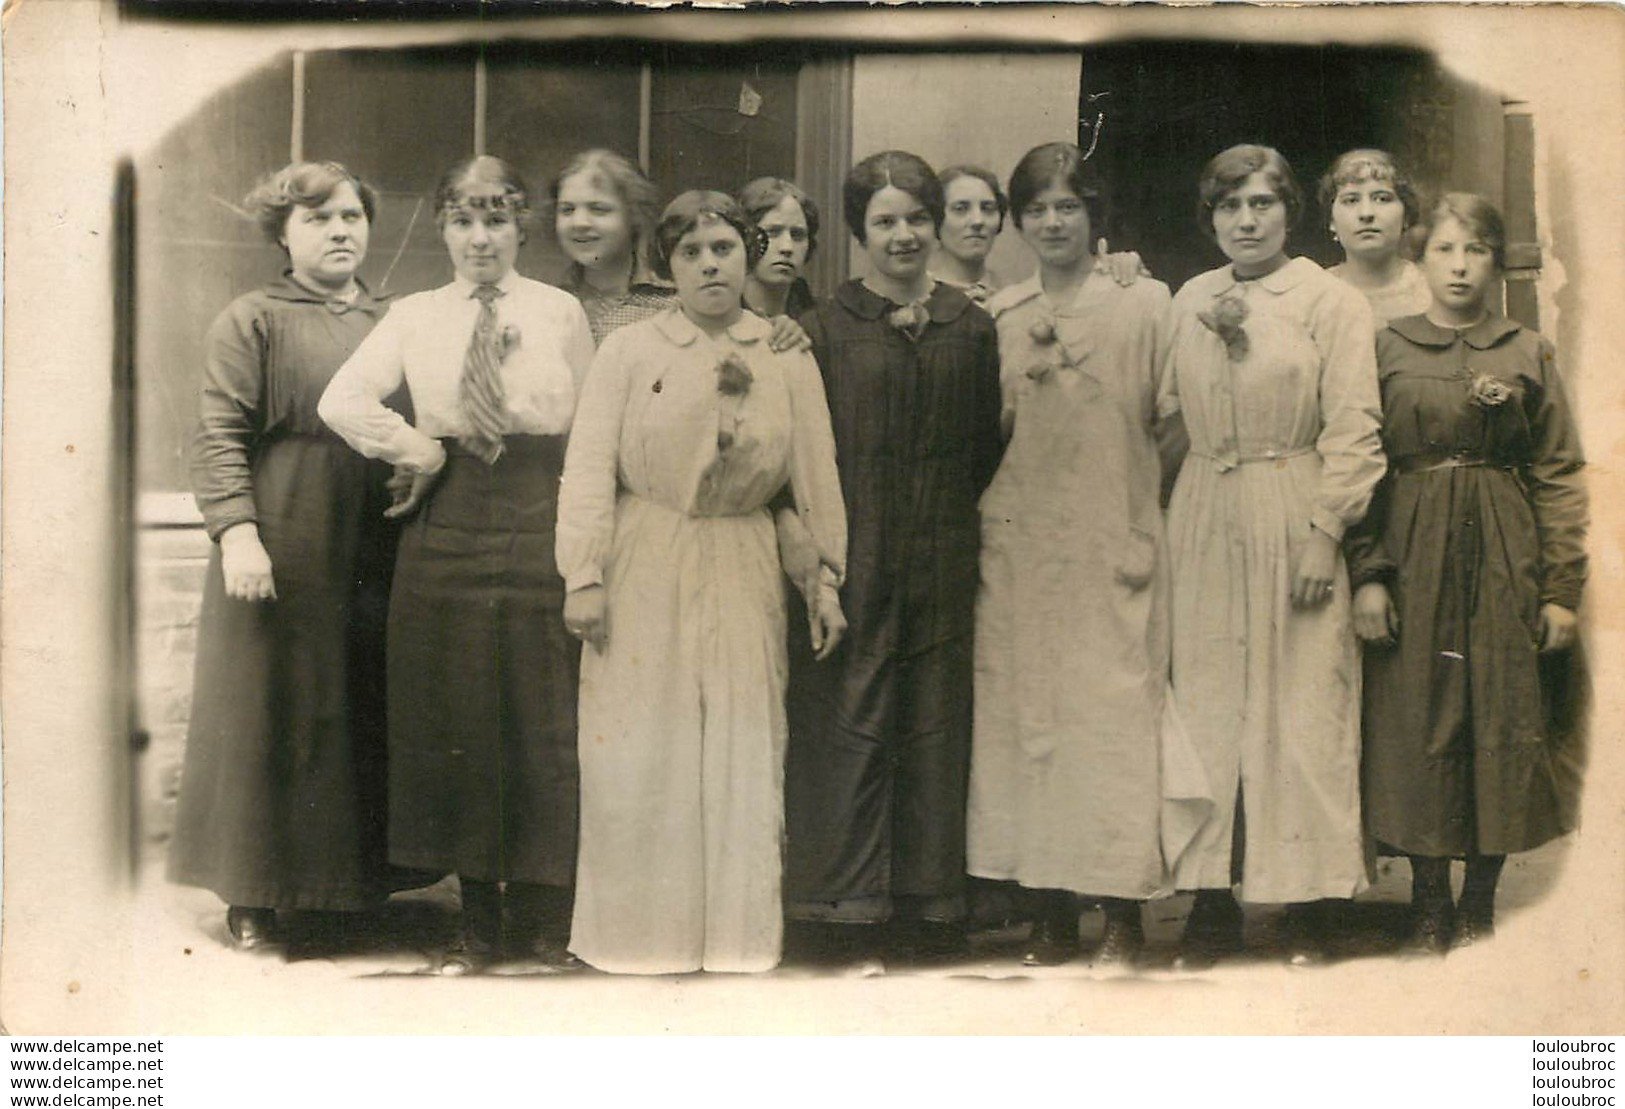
[783,150,1003,962]
[1346,193,1587,954]
[169,161,415,951]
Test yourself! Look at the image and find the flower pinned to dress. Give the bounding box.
[499,325,522,359]
[715,353,754,452]
[1197,294,1250,361]
[716,352,754,397]
[887,301,930,342]
[1467,373,1513,409]
[1024,315,1073,382]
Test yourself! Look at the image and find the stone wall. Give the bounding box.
[134,515,210,868]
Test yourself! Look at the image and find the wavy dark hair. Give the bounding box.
[737,176,820,260]
[841,150,944,244]
[243,161,377,246]
[651,190,765,281]
[1007,143,1106,235]
[433,155,531,241]
[1317,148,1423,231]
[1197,144,1303,242]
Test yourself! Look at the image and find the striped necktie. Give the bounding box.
[459,284,507,465]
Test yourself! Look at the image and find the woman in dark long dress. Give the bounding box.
[782,150,1004,965]
[320,156,595,975]
[1347,193,1587,954]
[169,161,412,951]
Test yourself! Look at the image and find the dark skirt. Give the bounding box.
[386,435,579,885]
[169,434,414,911]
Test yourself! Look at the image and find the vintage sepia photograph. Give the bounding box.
[2,0,1622,1038]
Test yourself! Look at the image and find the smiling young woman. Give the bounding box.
[782,150,1003,967]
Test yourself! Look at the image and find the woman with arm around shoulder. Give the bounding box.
[168,162,430,953]
[1162,144,1385,968]
[555,191,846,974]
[1346,194,1587,954]
[1320,148,1431,329]
[319,155,595,975]
[968,143,1177,969]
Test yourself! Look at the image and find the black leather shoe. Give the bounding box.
[517,936,585,972]
[437,933,498,976]
[226,906,277,951]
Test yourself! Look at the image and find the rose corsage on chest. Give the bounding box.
[1466,372,1514,410]
[715,352,755,451]
[1197,294,1249,361]
[1023,316,1082,382]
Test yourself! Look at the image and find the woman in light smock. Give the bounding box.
[319,156,595,975]
[969,143,1180,969]
[1320,148,1431,329]
[1162,145,1385,967]
[556,191,847,974]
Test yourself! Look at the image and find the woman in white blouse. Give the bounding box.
[556,190,847,974]
[319,155,594,975]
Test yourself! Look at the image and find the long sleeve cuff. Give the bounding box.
[197,493,257,543]
[1310,508,1346,543]
[388,426,447,474]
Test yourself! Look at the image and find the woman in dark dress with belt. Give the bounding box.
[320,155,595,975]
[170,161,412,952]
[1347,193,1587,954]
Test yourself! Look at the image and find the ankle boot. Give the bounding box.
[1094,898,1144,968]
[1455,855,1503,948]
[1405,856,1454,956]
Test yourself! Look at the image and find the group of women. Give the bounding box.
[169,133,1586,976]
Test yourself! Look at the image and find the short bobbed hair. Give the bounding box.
[1007,143,1107,234]
[939,163,1009,234]
[651,190,765,282]
[1197,144,1303,241]
[1317,148,1423,231]
[549,149,662,273]
[1417,192,1508,272]
[842,150,945,244]
[737,176,820,260]
[433,155,531,239]
[243,161,377,245]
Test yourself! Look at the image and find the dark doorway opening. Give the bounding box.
[1079,42,1491,292]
